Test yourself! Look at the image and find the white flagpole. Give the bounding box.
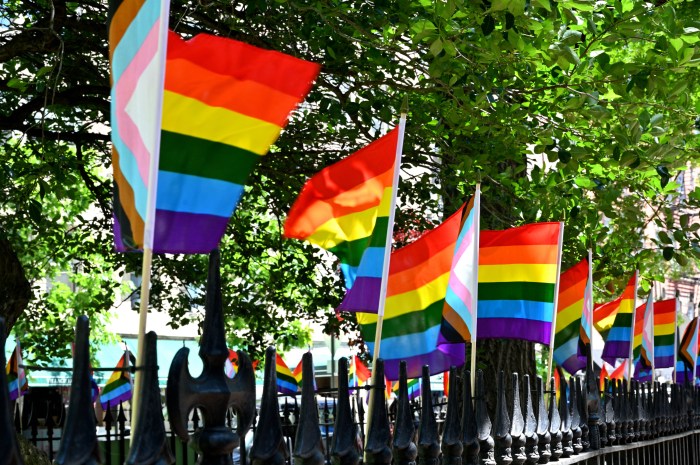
[673,297,678,383]
[546,222,565,383]
[131,0,171,431]
[365,108,406,444]
[648,288,655,379]
[627,271,639,384]
[469,184,481,394]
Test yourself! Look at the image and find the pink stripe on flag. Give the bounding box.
[453,221,475,258]
[114,19,161,187]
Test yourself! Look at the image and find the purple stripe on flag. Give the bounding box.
[559,354,585,376]
[477,318,552,345]
[152,209,230,253]
[337,276,381,313]
[654,355,674,369]
[383,343,465,381]
[602,340,631,364]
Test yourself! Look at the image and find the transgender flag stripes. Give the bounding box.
[6,342,28,401]
[100,351,134,409]
[553,258,590,375]
[633,291,654,381]
[653,299,677,369]
[439,187,480,344]
[477,222,564,345]
[111,20,320,252]
[600,273,637,365]
[285,127,401,296]
[677,318,699,384]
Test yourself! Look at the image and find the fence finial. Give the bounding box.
[126,331,174,465]
[509,373,525,465]
[294,352,324,465]
[569,376,582,454]
[535,377,551,464]
[576,377,590,451]
[0,318,23,465]
[559,376,573,458]
[393,361,417,465]
[441,366,462,465]
[364,359,392,465]
[462,369,479,465]
[493,371,512,465]
[548,378,562,461]
[166,249,256,465]
[475,370,495,465]
[250,347,288,465]
[54,315,100,465]
[521,375,538,464]
[331,357,360,465]
[418,365,440,465]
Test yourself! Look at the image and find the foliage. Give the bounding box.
[0,0,699,367]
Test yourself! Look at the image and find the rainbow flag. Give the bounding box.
[392,377,420,400]
[610,359,627,380]
[477,222,564,345]
[632,292,654,374]
[439,188,481,344]
[112,24,320,252]
[600,273,637,364]
[6,342,28,401]
[677,318,699,383]
[349,355,371,388]
[553,258,590,375]
[292,360,303,387]
[100,351,134,409]
[285,127,401,297]
[600,364,609,393]
[225,349,238,378]
[354,207,467,380]
[653,299,677,368]
[276,354,299,394]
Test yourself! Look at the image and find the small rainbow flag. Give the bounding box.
[653,299,677,368]
[632,292,654,381]
[553,258,590,375]
[610,359,627,380]
[100,351,134,409]
[600,273,637,364]
[276,354,298,395]
[285,127,400,295]
[349,355,371,388]
[477,222,564,345]
[111,23,320,252]
[6,341,28,401]
[354,206,467,380]
[292,360,303,387]
[392,376,420,400]
[600,364,609,393]
[225,349,238,379]
[439,188,481,344]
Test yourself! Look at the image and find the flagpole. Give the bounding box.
[650,288,655,380]
[546,222,565,383]
[673,295,679,383]
[365,106,407,444]
[469,184,481,394]
[627,271,639,384]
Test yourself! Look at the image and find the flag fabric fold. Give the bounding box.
[349,355,371,388]
[600,273,637,364]
[6,341,28,401]
[476,222,564,345]
[112,23,320,252]
[439,189,480,344]
[100,351,134,409]
[285,128,400,297]
[553,259,590,375]
[354,206,468,380]
[275,354,298,394]
[653,299,677,369]
[632,292,654,380]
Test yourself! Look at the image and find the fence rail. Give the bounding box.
[2,252,700,465]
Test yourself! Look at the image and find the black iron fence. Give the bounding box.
[2,252,700,465]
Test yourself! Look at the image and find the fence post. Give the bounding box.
[363,359,392,465]
[535,376,551,464]
[441,366,462,465]
[569,377,582,454]
[330,356,360,465]
[165,250,256,465]
[462,370,479,465]
[126,331,174,465]
[510,373,526,465]
[475,370,495,465]
[548,378,562,461]
[521,375,538,465]
[417,365,440,465]
[293,352,324,465]
[0,317,23,465]
[559,377,572,458]
[493,371,512,465]
[54,315,100,465]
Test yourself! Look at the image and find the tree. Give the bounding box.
[1,0,699,377]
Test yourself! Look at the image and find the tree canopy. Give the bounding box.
[1,0,699,365]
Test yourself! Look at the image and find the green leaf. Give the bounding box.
[574,176,595,189]
[430,38,443,56]
[532,0,551,11]
[491,0,510,11]
[657,231,672,244]
[561,30,583,45]
[662,247,674,261]
[481,14,495,35]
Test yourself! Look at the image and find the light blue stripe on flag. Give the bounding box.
[156,171,244,217]
[477,300,554,322]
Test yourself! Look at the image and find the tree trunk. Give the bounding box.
[0,237,31,335]
[477,339,537,414]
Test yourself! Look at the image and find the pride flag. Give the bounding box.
[275,354,298,395]
[285,127,401,297]
[6,342,28,401]
[349,355,371,388]
[225,349,238,378]
[677,318,699,383]
[653,299,677,368]
[292,360,303,387]
[632,292,654,381]
[477,222,564,345]
[600,364,609,393]
[100,351,134,409]
[392,377,420,400]
[553,258,590,375]
[610,360,627,380]
[600,273,637,364]
[355,207,467,380]
[112,24,320,252]
[439,188,481,344]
